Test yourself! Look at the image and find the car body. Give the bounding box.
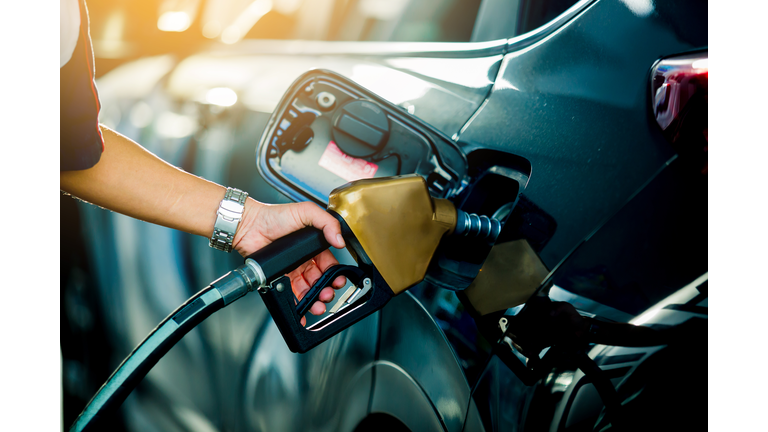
[61,0,707,430]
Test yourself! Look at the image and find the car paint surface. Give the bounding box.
[457,2,707,429]
[377,292,471,432]
[459,0,707,270]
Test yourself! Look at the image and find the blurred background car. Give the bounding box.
[61,0,707,430]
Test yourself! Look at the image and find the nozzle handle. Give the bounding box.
[260,268,394,353]
[245,227,330,282]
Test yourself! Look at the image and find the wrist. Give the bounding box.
[232,197,262,256]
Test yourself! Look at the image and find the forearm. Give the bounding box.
[60,125,250,238]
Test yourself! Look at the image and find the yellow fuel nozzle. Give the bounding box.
[252,174,509,353]
[328,175,457,295]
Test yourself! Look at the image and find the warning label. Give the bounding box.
[318,141,378,182]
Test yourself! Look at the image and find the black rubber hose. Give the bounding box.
[69,285,225,432]
[70,228,330,431]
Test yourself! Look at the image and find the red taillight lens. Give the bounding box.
[651,51,708,174]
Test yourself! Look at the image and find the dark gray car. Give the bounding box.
[61,0,707,430]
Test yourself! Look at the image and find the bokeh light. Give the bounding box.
[205,87,238,106]
[157,11,191,32]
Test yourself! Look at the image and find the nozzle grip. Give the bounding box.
[246,227,330,282]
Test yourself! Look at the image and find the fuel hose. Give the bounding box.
[70,227,329,432]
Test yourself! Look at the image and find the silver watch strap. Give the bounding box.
[210,187,248,253]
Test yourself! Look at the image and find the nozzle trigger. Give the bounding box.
[295,264,368,317]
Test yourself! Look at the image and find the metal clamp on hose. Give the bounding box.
[217,260,267,305]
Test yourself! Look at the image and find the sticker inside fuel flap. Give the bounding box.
[318,141,378,182]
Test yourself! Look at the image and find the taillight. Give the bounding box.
[651,51,708,174]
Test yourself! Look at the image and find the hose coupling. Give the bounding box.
[216,260,268,305]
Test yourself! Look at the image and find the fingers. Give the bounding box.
[287,260,337,310]
[303,285,335,316]
[318,286,335,303]
[295,202,345,249]
[301,260,324,291]
[313,250,346,287]
[288,262,312,300]
[310,301,326,315]
[289,253,341,296]
[303,250,347,289]
[287,249,350,322]
[289,269,325,318]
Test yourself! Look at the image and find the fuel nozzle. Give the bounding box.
[251,174,508,353]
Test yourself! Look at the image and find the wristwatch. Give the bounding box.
[209,187,249,253]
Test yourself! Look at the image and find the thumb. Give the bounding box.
[295,202,346,249]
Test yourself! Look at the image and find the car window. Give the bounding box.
[88,0,583,77]
[230,0,579,42]
[516,0,582,35]
[328,0,484,42]
[471,0,580,41]
[220,0,484,43]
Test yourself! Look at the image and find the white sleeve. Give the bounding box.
[60,0,81,68]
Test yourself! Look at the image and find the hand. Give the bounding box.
[232,199,347,326]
